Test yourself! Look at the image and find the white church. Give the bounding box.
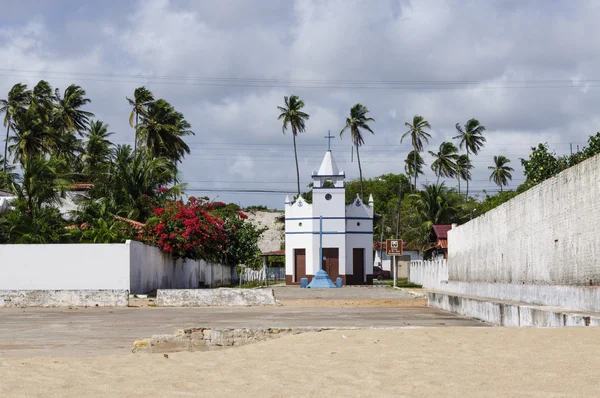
[284,148,374,285]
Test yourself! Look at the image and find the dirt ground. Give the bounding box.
[2,327,600,397]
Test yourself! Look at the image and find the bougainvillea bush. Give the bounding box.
[138,196,264,266]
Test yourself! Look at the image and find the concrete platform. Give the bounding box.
[0,304,485,358]
[428,291,600,327]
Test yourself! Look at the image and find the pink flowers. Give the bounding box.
[237,211,248,220]
[157,187,169,193]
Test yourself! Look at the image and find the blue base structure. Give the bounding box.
[307,269,337,288]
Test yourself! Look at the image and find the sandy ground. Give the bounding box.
[1,327,600,397]
[280,299,427,307]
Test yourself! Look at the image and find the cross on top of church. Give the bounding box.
[324,130,335,151]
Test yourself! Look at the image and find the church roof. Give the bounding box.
[315,150,341,177]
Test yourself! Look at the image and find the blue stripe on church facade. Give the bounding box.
[312,186,345,190]
[284,231,373,235]
[285,216,372,221]
[311,174,346,178]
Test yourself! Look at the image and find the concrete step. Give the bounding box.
[428,290,600,327]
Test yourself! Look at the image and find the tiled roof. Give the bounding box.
[69,184,94,191]
[261,250,285,256]
[373,241,420,252]
[115,216,145,230]
[432,224,452,239]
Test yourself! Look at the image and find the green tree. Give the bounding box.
[488,155,514,192]
[340,103,375,200]
[520,143,567,189]
[456,154,472,195]
[404,150,425,184]
[127,86,155,152]
[0,83,31,172]
[137,99,193,164]
[429,142,459,184]
[453,118,486,197]
[10,156,71,217]
[277,95,309,196]
[402,115,431,191]
[82,120,115,180]
[53,84,94,135]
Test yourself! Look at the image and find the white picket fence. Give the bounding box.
[240,267,286,283]
[409,258,448,289]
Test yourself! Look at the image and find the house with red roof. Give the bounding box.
[427,224,452,259]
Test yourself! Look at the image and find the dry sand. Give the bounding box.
[2,327,600,397]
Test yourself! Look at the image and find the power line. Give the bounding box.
[0,69,597,91]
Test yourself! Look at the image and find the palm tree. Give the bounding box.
[489,155,514,192]
[429,142,459,184]
[277,95,310,196]
[127,87,154,152]
[82,120,115,179]
[453,118,486,198]
[10,156,70,217]
[404,150,424,184]
[8,109,49,164]
[340,103,375,200]
[455,154,472,195]
[54,84,94,135]
[0,83,31,172]
[137,99,193,163]
[402,115,431,191]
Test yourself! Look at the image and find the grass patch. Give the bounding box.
[375,279,422,288]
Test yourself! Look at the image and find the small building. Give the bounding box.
[284,149,374,285]
[426,224,452,259]
[373,241,423,275]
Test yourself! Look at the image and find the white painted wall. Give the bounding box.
[409,259,449,289]
[375,250,423,272]
[0,243,130,290]
[448,153,600,286]
[0,241,234,293]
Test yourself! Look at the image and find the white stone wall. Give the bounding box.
[129,240,233,293]
[0,241,234,295]
[448,153,600,286]
[409,259,449,289]
[0,243,130,290]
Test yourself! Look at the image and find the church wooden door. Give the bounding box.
[294,249,306,283]
[322,248,339,281]
[353,248,365,285]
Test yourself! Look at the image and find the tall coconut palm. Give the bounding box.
[429,142,459,184]
[277,95,310,197]
[453,118,486,198]
[455,154,472,195]
[54,84,94,136]
[10,156,70,217]
[82,120,115,179]
[402,115,431,191]
[340,104,375,200]
[0,83,31,172]
[137,99,193,163]
[404,150,424,184]
[488,155,514,192]
[127,86,154,152]
[8,109,48,164]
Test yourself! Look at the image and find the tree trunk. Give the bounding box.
[356,144,364,200]
[413,148,417,192]
[500,184,503,193]
[465,149,470,199]
[3,123,9,173]
[457,176,461,194]
[293,133,300,196]
[134,111,138,152]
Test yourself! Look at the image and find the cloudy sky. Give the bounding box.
[2,0,599,208]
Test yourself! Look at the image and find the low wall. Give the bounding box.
[0,290,129,307]
[0,243,130,290]
[129,241,235,294]
[409,259,448,289]
[156,288,277,307]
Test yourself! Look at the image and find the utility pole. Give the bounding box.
[393,177,402,288]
